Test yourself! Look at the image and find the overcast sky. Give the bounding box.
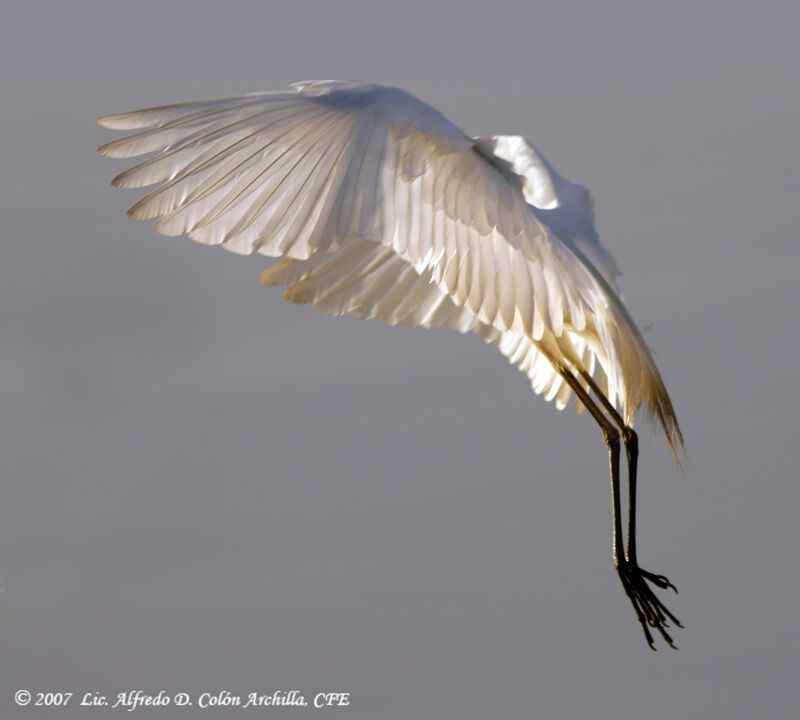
[2,1,799,718]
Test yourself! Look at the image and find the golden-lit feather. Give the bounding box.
[98,81,682,459]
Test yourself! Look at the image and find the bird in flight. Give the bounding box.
[98,81,684,649]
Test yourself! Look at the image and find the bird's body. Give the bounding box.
[98,81,683,648]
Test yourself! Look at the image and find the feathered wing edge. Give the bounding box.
[577,251,685,465]
[97,82,683,463]
[259,238,685,466]
[259,239,593,413]
[620,320,685,465]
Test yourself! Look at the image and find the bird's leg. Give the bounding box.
[624,428,639,564]
[577,371,681,648]
[617,427,683,650]
[606,424,624,573]
[575,373,640,559]
[621,427,679,605]
[558,369,680,648]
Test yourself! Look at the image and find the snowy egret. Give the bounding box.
[98,81,684,649]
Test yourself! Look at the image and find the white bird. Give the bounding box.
[98,81,684,649]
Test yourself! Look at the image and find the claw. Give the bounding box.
[640,569,678,594]
[617,561,681,649]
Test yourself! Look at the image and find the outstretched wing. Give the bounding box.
[98,81,682,454]
[99,82,566,338]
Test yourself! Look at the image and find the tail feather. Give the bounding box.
[608,302,686,467]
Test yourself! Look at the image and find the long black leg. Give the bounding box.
[625,428,639,564]
[559,369,681,648]
[576,372,639,560]
[557,373,654,636]
[577,372,679,592]
[557,371,624,563]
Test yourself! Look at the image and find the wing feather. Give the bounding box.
[99,81,682,457]
[261,240,593,414]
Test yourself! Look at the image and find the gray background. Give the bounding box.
[3,1,799,718]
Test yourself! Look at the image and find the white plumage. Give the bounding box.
[97,80,681,455]
[98,80,685,649]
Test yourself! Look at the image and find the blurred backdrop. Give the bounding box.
[2,1,799,717]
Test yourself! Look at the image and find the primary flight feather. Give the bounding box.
[98,80,684,648]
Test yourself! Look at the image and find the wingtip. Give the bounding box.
[96,113,133,130]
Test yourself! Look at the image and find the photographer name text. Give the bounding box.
[13,689,350,711]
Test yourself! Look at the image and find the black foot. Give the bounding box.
[617,561,681,650]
